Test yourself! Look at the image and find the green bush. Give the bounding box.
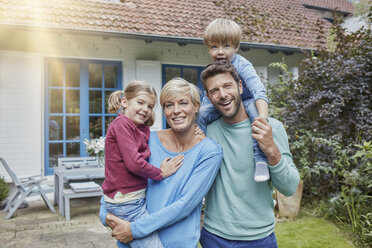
[284,17,372,146]
[315,141,372,246]
[0,177,9,202]
[266,14,372,246]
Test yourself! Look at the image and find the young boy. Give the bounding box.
[198,18,270,182]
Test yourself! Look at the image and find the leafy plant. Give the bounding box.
[266,15,372,246]
[0,177,9,202]
[267,60,291,123]
[284,17,372,147]
[352,0,372,17]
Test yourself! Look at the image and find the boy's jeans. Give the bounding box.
[105,198,163,248]
[197,98,268,165]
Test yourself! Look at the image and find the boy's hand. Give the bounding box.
[160,154,184,178]
[194,124,206,137]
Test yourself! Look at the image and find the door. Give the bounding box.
[45,59,122,175]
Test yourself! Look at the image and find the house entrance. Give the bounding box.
[45,59,122,175]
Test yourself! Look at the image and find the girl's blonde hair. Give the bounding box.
[108,81,157,126]
[160,77,201,110]
[203,18,241,49]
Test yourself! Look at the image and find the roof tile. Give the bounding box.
[0,0,338,49]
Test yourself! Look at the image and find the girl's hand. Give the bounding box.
[194,124,206,137]
[160,154,184,178]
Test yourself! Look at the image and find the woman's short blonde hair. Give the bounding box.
[203,18,241,49]
[160,78,201,110]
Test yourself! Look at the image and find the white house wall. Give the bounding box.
[0,50,43,181]
[0,28,304,177]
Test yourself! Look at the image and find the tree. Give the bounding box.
[284,15,372,146]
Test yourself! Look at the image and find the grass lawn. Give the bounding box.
[198,211,355,248]
[275,212,355,248]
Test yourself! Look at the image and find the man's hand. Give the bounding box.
[106,213,134,243]
[251,118,281,166]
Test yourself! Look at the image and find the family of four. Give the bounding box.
[99,18,300,248]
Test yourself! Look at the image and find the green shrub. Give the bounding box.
[284,17,372,147]
[266,14,372,246]
[0,177,9,202]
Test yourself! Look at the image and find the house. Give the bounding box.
[0,0,342,180]
[300,0,354,22]
[299,0,371,32]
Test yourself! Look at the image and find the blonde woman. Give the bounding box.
[100,78,223,248]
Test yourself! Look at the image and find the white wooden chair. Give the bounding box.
[0,157,56,219]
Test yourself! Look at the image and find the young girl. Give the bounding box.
[102,81,184,248]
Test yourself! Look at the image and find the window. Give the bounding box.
[45,59,122,175]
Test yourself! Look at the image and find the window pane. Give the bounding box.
[49,143,63,168]
[104,65,118,88]
[49,116,63,140]
[165,67,181,82]
[66,142,80,157]
[183,68,198,85]
[89,116,102,139]
[66,63,80,87]
[89,90,102,113]
[48,61,63,87]
[66,116,80,140]
[105,116,116,133]
[89,64,102,88]
[49,89,63,113]
[105,90,115,113]
[66,89,80,113]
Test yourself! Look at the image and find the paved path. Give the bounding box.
[0,197,117,248]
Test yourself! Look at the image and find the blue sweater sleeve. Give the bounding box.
[130,147,223,238]
[268,119,300,196]
[232,54,268,103]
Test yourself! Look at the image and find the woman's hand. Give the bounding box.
[106,213,134,243]
[160,154,184,178]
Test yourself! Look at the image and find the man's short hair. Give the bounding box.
[201,61,241,91]
[203,18,241,49]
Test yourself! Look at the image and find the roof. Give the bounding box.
[300,0,354,14]
[0,0,334,51]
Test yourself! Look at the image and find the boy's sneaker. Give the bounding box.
[254,161,270,182]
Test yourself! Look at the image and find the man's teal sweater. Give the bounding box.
[204,117,300,241]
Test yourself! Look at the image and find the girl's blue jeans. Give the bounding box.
[105,198,164,248]
[197,98,268,165]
